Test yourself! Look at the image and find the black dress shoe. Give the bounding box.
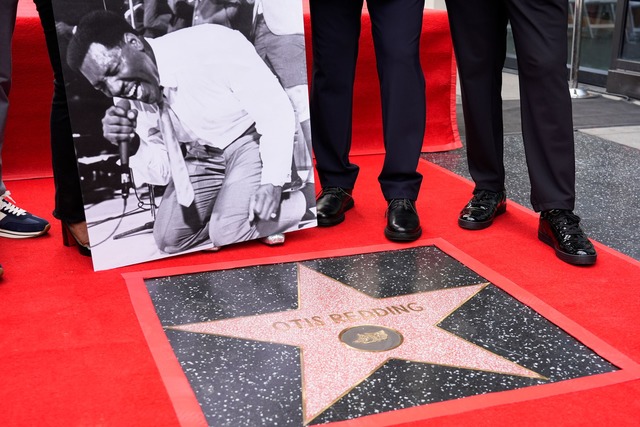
[458,190,506,230]
[316,187,354,226]
[538,209,597,266]
[384,199,422,242]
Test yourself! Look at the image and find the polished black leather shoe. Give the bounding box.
[316,187,354,226]
[538,209,597,266]
[458,190,507,230]
[384,199,422,242]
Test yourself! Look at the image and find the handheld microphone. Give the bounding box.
[115,99,133,199]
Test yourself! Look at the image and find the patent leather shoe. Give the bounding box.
[384,199,422,242]
[458,190,506,230]
[538,209,597,266]
[316,187,354,226]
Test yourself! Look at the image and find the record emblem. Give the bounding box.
[340,325,404,352]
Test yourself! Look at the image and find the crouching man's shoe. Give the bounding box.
[538,209,597,266]
[316,187,354,226]
[384,199,422,242]
[458,190,506,230]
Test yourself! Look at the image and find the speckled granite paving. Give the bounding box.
[144,246,617,426]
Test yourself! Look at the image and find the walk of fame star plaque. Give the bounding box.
[124,240,640,426]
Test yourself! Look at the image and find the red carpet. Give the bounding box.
[1,155,639,426]
[4,13,52,180]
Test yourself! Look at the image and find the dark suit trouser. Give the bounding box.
[1,0,84,221]
[309,0,426,201]
[0,0,19,195]
[34,0,86,223]
[446,0,576,212]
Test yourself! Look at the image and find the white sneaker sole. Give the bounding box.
[0,223,51,239]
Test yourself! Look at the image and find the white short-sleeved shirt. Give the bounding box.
[130,24,295,187]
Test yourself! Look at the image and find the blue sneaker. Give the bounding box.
[0,192,50,238]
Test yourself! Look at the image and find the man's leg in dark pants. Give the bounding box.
[309,0,364,190]
[34,0,86,223]
[507,0,575,211]
[368,0,426,201]
[446,0,509,194]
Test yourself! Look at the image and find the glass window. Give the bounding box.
[622,1,640,61]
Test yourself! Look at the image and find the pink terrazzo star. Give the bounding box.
[171,264,543,424]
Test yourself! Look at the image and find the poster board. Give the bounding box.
[51,0,316,270]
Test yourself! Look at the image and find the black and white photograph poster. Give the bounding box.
[50,0,316,270]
